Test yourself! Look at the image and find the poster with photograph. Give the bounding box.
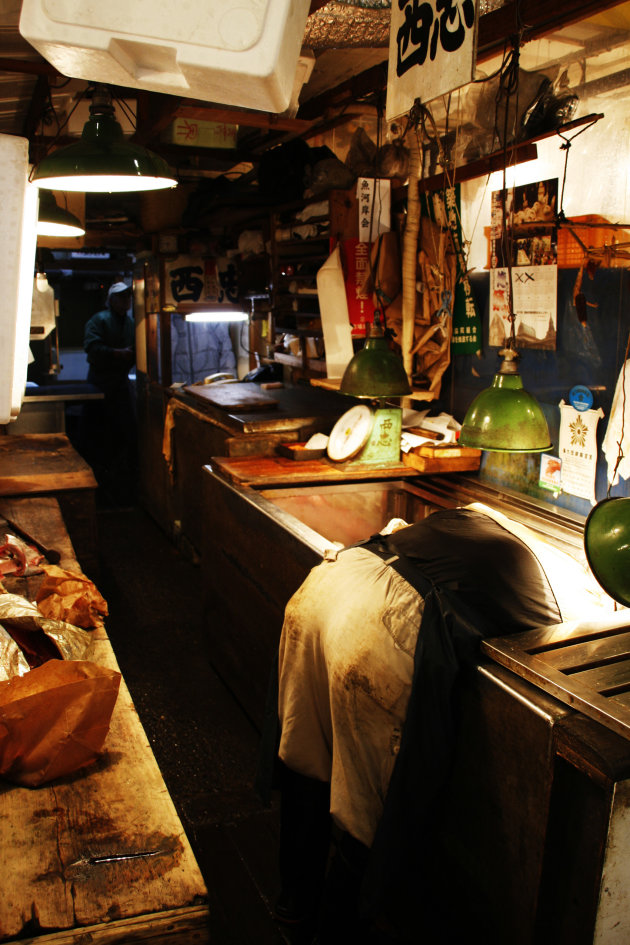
[489,179,558,350]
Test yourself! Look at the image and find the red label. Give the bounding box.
[339,239,375,337]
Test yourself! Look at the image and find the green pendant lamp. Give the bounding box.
[37,190,85,237]
[340,313,411,399]
[459,345,551,452]
[31,85,177,193]
[584,497,630,606]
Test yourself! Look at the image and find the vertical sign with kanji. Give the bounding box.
[357,177,391,243]
[387,0,478,121]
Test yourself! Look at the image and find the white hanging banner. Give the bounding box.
[356,178,391,243]
[558,401,604,505]
[386,0,478,122]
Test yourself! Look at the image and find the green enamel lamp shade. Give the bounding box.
[460,349,551,453]
[37,190,85,237]
[32,91,177,193]
[340,320,411,399]
[584,497,630,606]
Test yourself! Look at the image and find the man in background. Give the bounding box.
[82,281,136,505]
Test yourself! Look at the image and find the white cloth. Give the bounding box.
[603,360,630,486]
[278,546,423,848]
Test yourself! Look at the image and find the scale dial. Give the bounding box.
[327,404,374,462]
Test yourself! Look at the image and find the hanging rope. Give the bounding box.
[556,115,602,218]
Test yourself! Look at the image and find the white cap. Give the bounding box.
[108,281,131,300]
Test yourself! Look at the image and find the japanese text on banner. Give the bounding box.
[387,0,478,121]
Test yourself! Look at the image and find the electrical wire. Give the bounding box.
[29,85,89,177]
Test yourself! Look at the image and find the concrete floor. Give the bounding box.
[92,504,286,945]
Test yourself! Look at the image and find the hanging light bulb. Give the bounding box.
[37,190,85,237]
[31,85,177,193]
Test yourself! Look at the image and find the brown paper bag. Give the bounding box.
[36,565,108,629]
[0,659,121,787]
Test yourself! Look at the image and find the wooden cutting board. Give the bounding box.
[184,382,278,412]
[210,454,417,487]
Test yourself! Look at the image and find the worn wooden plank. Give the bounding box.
[0,497,209,944]
[0,471,95,495]
[482,631,630,742]
[402,450,481,474]
[210,453,417,487]
[183,382,277,412]
[534,631,630,671]
[570,660,630,696]
[488,611,630,653]
[0,640,209,940]
[4,906,210,944]
[0,435,97,495]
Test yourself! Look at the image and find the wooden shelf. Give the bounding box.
[311,377,438,403]
[417,113,604,192]
[266,352,327,374]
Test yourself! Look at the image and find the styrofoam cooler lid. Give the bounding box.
[19,0,311,113]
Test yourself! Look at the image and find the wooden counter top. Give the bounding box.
[0,497,209,944]
[0,433,97,496]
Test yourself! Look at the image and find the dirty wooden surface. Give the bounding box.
[0,434,97,495]
[184,382,278,412]
[0,498,209,945]
[0,434,99,575]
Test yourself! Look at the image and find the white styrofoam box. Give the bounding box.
[19,0,312,113]
[0,136,38,425]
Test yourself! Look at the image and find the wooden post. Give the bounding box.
[402,128,420,382]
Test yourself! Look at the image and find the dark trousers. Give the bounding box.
[277,763,402,945]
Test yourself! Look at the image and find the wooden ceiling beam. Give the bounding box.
[476,0,630,62]
[175,103,314,134]
[0,56,60,77]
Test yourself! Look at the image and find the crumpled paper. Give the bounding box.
[0,659,121,786]
[35,565,108,629]
[0,593,92,681]
[0,625,30,679]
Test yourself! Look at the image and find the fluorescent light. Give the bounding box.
[178,302,247,323]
